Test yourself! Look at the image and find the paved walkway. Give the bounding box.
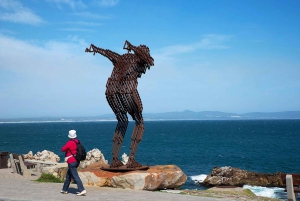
[0,168,236,201]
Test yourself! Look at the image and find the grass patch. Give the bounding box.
[35,173,64,183]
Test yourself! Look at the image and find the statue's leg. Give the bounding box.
[126,90,144,168]
[107,94,128,168]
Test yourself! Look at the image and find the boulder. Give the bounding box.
[79,148,108,169]
[121,153,129,165]
[23,150,60,163]
[202,166,283,187]
[41,163,68,176]
[73,163,187,190]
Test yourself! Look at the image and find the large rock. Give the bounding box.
[23,150,60,163]
[79,148,108,169]
[41,163,68,177]
[121,153,129,165]
[202,166,283,187]
[75,163,187,190]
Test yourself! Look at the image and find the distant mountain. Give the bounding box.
[144,110,236,120]
[1,111,300,123]
[241,111,300,119]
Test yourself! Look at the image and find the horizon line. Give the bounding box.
[1,110,300,121]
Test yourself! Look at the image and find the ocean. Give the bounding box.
[1,119,300,200]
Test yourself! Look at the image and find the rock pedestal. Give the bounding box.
[202,166,283,187]
[68,163,187,190]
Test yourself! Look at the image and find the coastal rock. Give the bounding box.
[121,153,129,165]
[75,163,187,190]
[21,149,107,176]
[24,151,33,159]
[23,150,60,163]
[79,148,108,169]
[202,166,283,187]
[41,163,68,175]
[57,166,69,180]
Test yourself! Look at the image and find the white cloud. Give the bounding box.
[0,34,112,118]
[95,0,119,7]
[63,21,103,26]
[73,11,113,19]
[0,28,15,35]
[57,16,106,34]
[67,35,88,45]
[46,0,86,10]
[59,28,96,32]
[157,34,232,56]
[0,0,43,25]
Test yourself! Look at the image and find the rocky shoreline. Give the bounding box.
[8,149,187,190]
[7,149,285,200]
[202,166,284,187]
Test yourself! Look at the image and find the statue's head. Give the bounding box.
[136,44,154,67]
[123,40,154,67]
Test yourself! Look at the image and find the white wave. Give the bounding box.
[190,174,207,183]
[243,185,284,198]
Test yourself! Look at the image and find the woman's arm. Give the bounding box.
[61,141,71,152]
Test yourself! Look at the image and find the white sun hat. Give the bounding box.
[68,130,77,138]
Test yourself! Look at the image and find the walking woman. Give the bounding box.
[61,130,86,196]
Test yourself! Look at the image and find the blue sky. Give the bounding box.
[0,0,300,118]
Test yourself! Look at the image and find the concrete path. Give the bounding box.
[0,168,234,201]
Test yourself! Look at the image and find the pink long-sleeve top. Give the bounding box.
[61,139,78,164]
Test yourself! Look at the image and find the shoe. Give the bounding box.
[60,190,68,194]
[77,190,86,196]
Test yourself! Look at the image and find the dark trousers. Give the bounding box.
[62,161,85,192]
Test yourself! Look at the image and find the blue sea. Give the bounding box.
[1,119,300,200]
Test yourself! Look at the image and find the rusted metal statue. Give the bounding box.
[85,41,154,169]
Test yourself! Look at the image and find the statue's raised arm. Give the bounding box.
[85,44,120,63]
[123,40,154,67]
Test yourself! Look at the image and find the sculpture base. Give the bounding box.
[77,163,187,190]
[101,165,149,172]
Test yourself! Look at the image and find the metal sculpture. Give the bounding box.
[85,40,154,169]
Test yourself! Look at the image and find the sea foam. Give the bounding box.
[190,174,207,183]
[243,185,285,199]
[190,175,286,199]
